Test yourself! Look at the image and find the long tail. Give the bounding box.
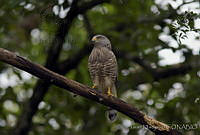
[106,85,117,122]
[106,108,117,122]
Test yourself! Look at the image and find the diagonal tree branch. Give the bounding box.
[82,12,198,86]
[13,1,80,134]
[153,64,192,80]
[83,14,95,38]
[57,13,96,73]
[57,44,91,74]
[0,48,182,135]
[45,0,80,68]
[77,0,110,14]
[115,49,200,80]
[13,1,110,135]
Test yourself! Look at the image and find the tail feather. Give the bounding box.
[106,108,117,122]
[106,85,117,122]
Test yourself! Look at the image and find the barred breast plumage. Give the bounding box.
[88,47,118,87]
[88,35,118,122]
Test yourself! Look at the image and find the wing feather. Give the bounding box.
[88,47,118,83]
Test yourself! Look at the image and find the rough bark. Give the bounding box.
[0,48,182,135]
[13,1,110,135]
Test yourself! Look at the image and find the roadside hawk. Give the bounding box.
[88,35,118,122]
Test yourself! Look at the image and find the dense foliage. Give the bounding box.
[0,0,200,135]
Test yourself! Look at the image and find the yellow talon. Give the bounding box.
[92,84,97,89]
[107,87,114,97]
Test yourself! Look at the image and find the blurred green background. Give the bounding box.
[0,0,200,135]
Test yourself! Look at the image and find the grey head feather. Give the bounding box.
[91,35,112,50]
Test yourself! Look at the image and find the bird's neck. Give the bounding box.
[94,43,104,48]
[94,44,111,50]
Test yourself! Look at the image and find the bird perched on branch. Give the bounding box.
[88,35,118,122]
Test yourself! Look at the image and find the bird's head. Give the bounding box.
[91,35,112,49]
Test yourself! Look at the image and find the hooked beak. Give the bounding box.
[90,36,97,45]
[91,36,97,42]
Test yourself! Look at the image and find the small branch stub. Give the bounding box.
[144,115,170,131]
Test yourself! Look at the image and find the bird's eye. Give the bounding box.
[91,35,105,42]
[96,36,101,39]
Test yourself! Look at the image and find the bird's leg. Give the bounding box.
[92,84,97,89]
[107,87,114,97]
[91,83,102,93]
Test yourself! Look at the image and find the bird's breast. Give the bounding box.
[89,47,109,63]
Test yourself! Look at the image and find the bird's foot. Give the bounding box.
[91,84,102,93]
[107,87,114,97]
[92,84,97,89]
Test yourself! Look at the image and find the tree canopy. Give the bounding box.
[0,0,200,135]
